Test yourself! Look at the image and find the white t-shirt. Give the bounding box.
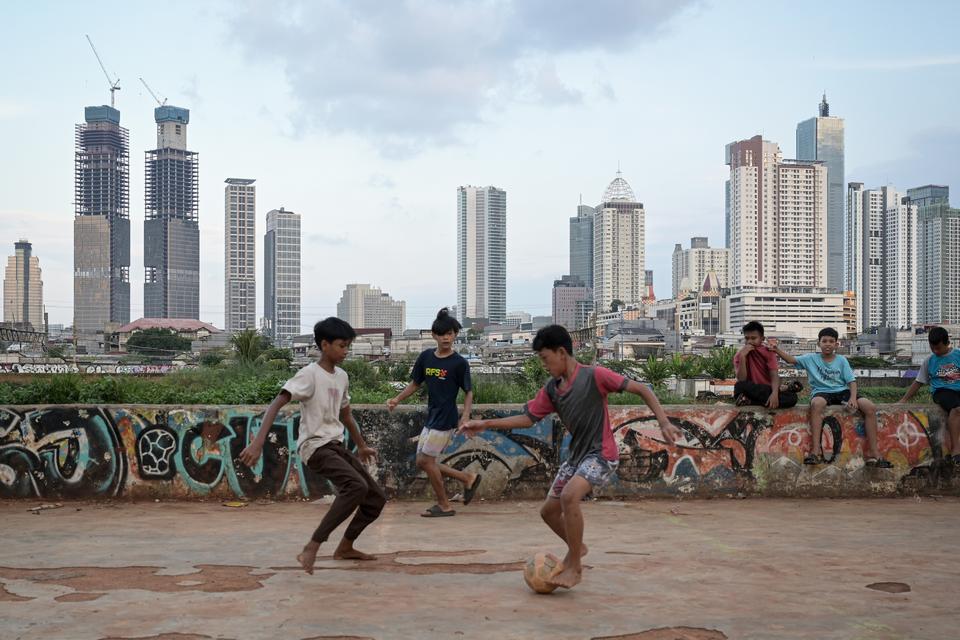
[282,362,351,461]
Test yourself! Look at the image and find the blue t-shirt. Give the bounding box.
[412,349,472,431]
[917,349,960,392]
[794,353,855,395]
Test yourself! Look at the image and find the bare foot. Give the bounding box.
[333,540,377,561]
[297,542,320,575]
[547,564,582,589]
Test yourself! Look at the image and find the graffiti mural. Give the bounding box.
[0,404,955,499]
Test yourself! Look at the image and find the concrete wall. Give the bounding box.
[0,404,954,500]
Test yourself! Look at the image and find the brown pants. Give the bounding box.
[306,441,386,544]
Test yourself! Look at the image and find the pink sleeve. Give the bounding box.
[524,387,556,421]
[594,366,629,395]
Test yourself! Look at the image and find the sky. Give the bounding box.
[2,0,959,332]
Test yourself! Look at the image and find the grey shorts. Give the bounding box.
[548,453,619,499]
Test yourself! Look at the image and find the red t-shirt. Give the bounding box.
[733,346,779,386]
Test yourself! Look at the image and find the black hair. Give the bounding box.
[431,308,461,335]
[818,327,839,341]
[314,317,356,347]
[928,326,950,346]
[742,321,765,336]
[532,324,573,355]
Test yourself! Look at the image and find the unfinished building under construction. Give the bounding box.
[73,105,131,353]
[144,105,200,319]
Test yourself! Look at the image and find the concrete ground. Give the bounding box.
[0,497,957,640]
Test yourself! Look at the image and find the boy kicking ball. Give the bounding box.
[459,325,681,589]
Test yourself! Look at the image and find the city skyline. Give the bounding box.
[3,1,959,332]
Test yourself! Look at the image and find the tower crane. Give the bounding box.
[139,77,168,107]
[85,34,121,107]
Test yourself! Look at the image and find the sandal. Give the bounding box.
[864,458,893,469]
[421,504,456,518]
[463,474,483,506]
[786,381,804,394]
[803,453,824,465]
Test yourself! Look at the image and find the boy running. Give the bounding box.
[239,317,385,573]
[459,325,681,589]
[898,326,960,466]
[387,308,480,517]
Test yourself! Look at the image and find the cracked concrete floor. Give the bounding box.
[1,497,957,640]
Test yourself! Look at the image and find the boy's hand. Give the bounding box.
[239,443,263,467]
[765,338,779,349]
[386,397,400,411]
[846,396,858,411]
[766,392,779,410]
[458,420,486,438]
[659,420,683,445]
[357,445,378,463]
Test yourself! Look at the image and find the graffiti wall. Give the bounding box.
[0,404,955,500]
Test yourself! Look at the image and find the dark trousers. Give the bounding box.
[306,441,386,544]
[734,380,798,408]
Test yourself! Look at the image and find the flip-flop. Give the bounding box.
[864,458,893,469]
[463,474,483,506]
[803,453,824,465]
[421,504,455,517]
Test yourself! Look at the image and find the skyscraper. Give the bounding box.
[552,275,591,330]
[3,240,44,331]
[569,201,594,288]
[883,195,918,329]
[224,178,257,333]
[593,171,645,312]
[336,284,406,336]
[910,186,960,324]
[144,106,199,319]
[74,105,130,352]
[797,94,844,290]
[264,207,301,346]
[457,185,507,325]
[726,136,827,288]
[671,237,730,298]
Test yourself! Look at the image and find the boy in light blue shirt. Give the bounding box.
[899,326,960,467]
[771,327,892,467]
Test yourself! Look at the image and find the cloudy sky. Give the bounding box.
[2,0,959,331]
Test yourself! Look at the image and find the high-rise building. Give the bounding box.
[264,207,301,346]
[552,275,592,330]
[3,240,44,331]
[847,184,917,330]
[569,201,594,288]
[144,106,199,319]
[671,237,730,298]
[797,94,845,290]
[336,284,406,336]
[74,105,130,352]
[457,185,507,325]
[910,186,960,324]
[224,178,257,333]
[643,269,656,303]
[725,136,827,289]
[593,171,645,312]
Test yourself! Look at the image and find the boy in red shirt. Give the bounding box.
[459,325,681,590]
[733,321,800,409]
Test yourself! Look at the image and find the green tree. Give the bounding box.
[257,347,293,366]
[610,299,624,312]
[231,329,269,364]
[126,328,191,356]
[848,356,889,368]
[46,345,66,359]
[199,349,227,367]
[522,356,549,387]
[668,353,703,385]
[702,347,737,379]
[638,356,671,389]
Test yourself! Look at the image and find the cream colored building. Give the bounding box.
[593,172,645,312]
[336,283,406,336]
[671,237,730,297]
[3,240,44,331]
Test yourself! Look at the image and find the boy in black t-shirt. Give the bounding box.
[387,308,480,517]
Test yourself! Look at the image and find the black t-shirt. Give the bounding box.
[411,349,472,431]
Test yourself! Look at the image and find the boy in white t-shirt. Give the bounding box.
[239,317,385,574]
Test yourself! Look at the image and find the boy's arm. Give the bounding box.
[767,368,780,409]
[624,380,683,444]
[735,346,751,381]
[341,405,377,463]
[387,382,421,410]
[846,380,859,410]
[898,381,924,403]
[239,390,291,466]
[460,390,474,427]
[459,413,533,436]
[771,345,798,365]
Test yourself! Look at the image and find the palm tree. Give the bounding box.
[702,347,736,379]
[638,356,671,389]
[231,329,267,364]
[668,353,704,393]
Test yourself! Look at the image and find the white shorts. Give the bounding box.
[416,427,454,458]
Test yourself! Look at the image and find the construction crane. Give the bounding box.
[85,34,120,107]
[139,77,167,107]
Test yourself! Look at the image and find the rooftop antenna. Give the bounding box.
[139,77,167,106]
[85,35,121,107]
